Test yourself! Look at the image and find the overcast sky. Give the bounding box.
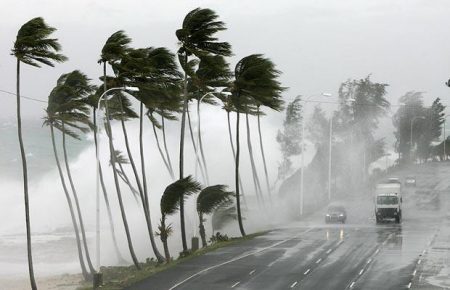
[1,0,450,120]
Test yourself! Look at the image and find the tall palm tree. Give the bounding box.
[196,185,234,247]
[12,17,67,289]
[44,77,92,280]
[99,31,141,268]
[55,71,97,275]
[157,176,201,262]
[176,7,232,252]
[230,54,284,237]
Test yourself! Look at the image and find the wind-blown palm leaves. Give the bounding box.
[157,176,201,262]
[230,54,285,237]
[12,17,67,290]
[44,70,95,280]
[196,185,234,247]
[176,7,232,252]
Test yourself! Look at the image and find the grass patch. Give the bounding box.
[78,231,267,290]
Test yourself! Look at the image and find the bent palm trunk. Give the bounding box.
[62,122,95,275]
[226,111,246,206]
[16,60,37,290]
[187,109,207,183]
[179,53,189,252]
[105,103,140,269]
[151,115,174,179]
[257,107,272,202]
[161,116,174,178]
[198,213,207,248]
[139,103,165,263]
[92,109,125,263]
[196,99,210,184]
[245,112,264,205]
[50,124,89,280]
[235,108,246,237]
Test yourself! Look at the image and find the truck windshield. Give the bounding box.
[377,196,399,205]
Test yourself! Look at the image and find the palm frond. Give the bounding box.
[13,17,67,67]
[160,175,201,216]
[197,185,234,215]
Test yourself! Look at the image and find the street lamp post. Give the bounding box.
[410,116,426,163]
[95,86,139,269]
[299,93,331,216]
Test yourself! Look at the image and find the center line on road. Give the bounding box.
[304,269,310,275]
[326,249,332,254]
[231,281,240,288]
[413,270,417,276]
[407,282,412,288]
[349,281,355,288]
[249,270,255,275]
[316,258,322,264]
[290,281,298,288]
[359,269,364,275]
[418,259,421,265]
[375,248,380,254]
[367,258,372,264]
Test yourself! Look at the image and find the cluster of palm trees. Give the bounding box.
[12,7,284,289]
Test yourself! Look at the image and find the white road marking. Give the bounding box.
[375,248,380,254]
[316,258,322,264]
[407,282,412,288]
[418,259,421,265]
[290,281,298,288]
[267,261,277,267]
[350,281,355,288]
[413,270,417,276]
[422,250,426,255]
[231,281,240,288]
[168,228,314,290]
[359,269,364,275]
[249,269,255,275]
[304,269,310,275]
[326,249,332,254]
[367,258,372,264]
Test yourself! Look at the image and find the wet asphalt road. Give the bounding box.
[128,164,450,290]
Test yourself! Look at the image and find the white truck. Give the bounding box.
[374,183,402,224]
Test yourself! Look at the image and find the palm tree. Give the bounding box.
[157,176,201,262]
[99,31,141,268]
[12,17,67,289]
[55,71,97,276]
[230,54,284,237]
[176,7,232,252]
[44,77,92,280]
[196,185,234,247]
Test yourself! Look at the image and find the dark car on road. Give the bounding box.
[405,176,416,187]
[325,205,347,224]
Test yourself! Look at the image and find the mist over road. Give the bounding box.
[128,162,450,290]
